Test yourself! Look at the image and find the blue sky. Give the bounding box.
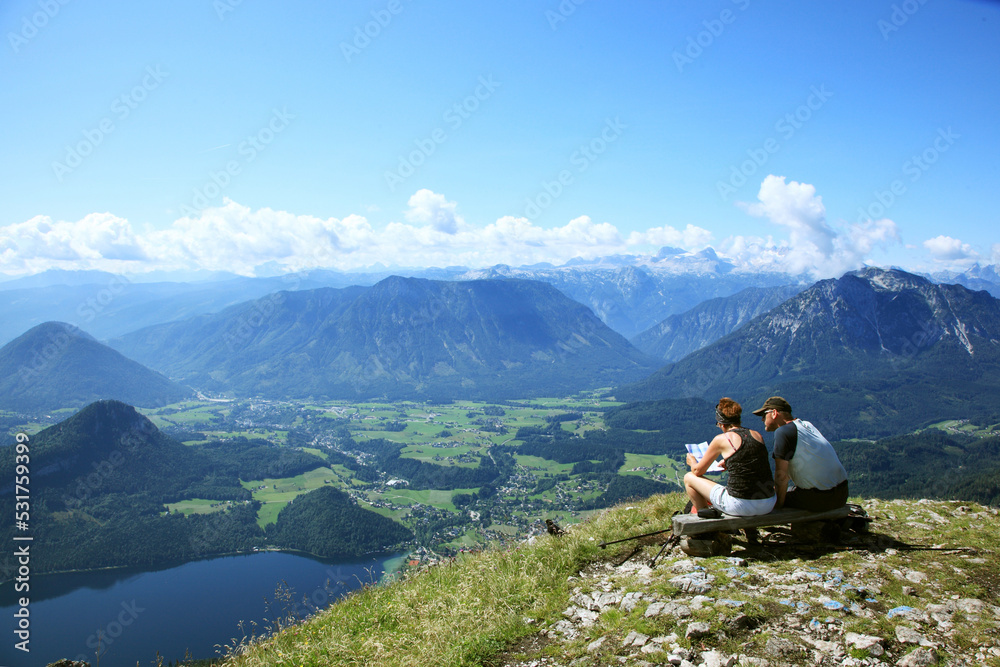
[1,0,997,277]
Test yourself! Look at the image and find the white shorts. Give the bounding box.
[710,485,776,517]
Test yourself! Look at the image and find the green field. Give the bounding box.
[927,419,1000,437]
[144,403,231,427]
[619,452,684,479]
[400,443,483,468]
[241,466,339,527]
[374,487,477,512]
[165,498,231,516]
[436,528,481,551]
[513,454,575,475]
[127,394,672,551]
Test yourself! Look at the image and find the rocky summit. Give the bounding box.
[203,494,1000,667]
[499,498,999,667]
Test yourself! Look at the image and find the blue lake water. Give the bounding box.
[0,551,400,667]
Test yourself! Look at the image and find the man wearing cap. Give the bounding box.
[753,396,849,511]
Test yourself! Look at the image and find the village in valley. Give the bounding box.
[103,393,688,571]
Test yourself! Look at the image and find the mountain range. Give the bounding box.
[0,322,191,413]
[0,254,798,345]
[3,262,1000,424]
[463,252,801,338]
[110,276,662,401]
[630,284,805,362]
[3,255,999,346]
[617,267,1000,438]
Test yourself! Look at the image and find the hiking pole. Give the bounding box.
[649,534,680,568]
[599,527,673,549]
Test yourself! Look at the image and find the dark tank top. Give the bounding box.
[724,427,775,500]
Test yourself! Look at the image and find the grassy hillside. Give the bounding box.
[216,492,1000,667]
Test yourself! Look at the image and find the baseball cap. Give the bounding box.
[751,396,792,416]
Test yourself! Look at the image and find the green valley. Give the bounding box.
[139,392,678,560]
[7,383,1000,580]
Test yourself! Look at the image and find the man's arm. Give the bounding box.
[771,421,797,508]
[774,457,790,508]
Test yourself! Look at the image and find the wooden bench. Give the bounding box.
[672,505,851,537]
[669,505,852,557]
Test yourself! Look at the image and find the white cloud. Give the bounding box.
[923,235,978,262]
[145,200,378,274]
[2,191,721,276]
[733,175,900,278]
[0,213,146,273]
[740,175,835,256]
[404,189,463,234]
[0,183,901,278]
[627,223,712,250]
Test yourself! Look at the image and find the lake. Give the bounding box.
[0,550,402,667]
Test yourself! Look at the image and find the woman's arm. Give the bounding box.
[687,436,724,477]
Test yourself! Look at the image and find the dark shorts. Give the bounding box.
[784,479,849,512]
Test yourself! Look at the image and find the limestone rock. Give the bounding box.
[620,591,643,613]
[956,597,985,615]
[844,631,884,657]
[896,647,937,667]
[895,625,933,646]
[623,630,649,647]
[764,636,803,660]
[669,571,715,594]
[644,601,665,618]
[685,621,712,640]
[700,650,736,667]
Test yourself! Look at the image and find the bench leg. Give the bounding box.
[680,531,733,557]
